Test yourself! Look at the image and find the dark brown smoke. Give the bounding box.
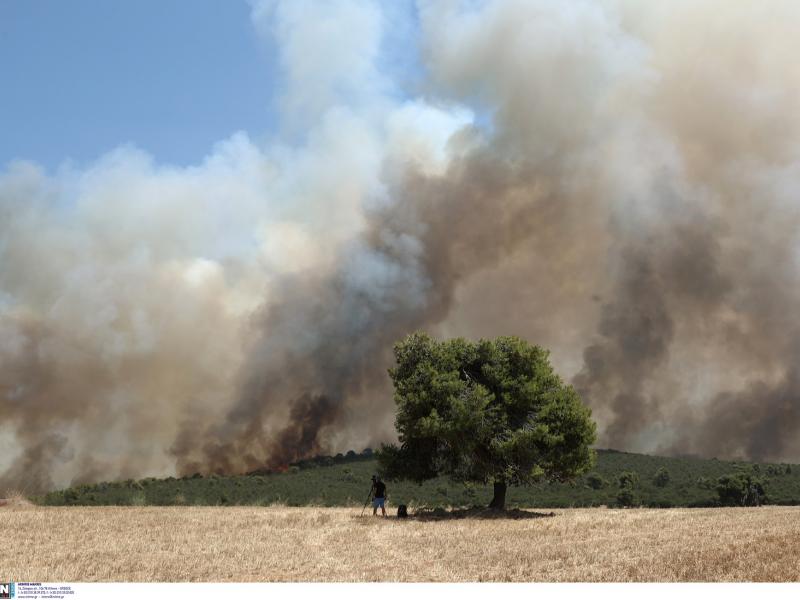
[266,394,339,469]
[177,150,567,475]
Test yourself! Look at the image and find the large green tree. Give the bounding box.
[378,332,597,509]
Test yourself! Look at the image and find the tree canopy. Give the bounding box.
[378,332,597,509]
[716,472,766,506]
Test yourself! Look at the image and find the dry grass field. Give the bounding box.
[3,503,800,582]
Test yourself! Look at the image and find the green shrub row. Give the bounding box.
[36,449,800,508]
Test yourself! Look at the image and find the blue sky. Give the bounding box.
[0,1,281,170]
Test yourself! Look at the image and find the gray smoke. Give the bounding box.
[3,0,800,492]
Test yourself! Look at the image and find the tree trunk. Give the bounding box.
[488,480,507,510]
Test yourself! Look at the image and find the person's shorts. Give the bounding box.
[372,497,385,508]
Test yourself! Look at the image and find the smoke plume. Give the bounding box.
[3,0,800,492]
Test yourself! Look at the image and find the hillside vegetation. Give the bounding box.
[37,449,800,508]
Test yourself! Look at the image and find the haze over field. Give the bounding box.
[2,0,800,492]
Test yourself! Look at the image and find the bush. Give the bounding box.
[653,467,670,487]
[696,477,712,490]
[716,473,766,506]
[618,471,639,489]
[616,488,639,507]
[646,499,674,508]
[585,472,607,490]
[615,470,640,506]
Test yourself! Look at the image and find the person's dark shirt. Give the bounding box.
[373,481,386,499]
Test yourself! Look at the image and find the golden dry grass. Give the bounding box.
[3,504,800,582]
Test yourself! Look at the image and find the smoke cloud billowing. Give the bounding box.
[3,0,800,492]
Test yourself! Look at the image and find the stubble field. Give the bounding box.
[3,504,799,582]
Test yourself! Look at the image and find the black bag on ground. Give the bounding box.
[397,504,408,518]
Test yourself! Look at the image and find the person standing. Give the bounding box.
[371,475,387,517]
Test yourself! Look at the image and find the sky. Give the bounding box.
[0,1,280,169]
